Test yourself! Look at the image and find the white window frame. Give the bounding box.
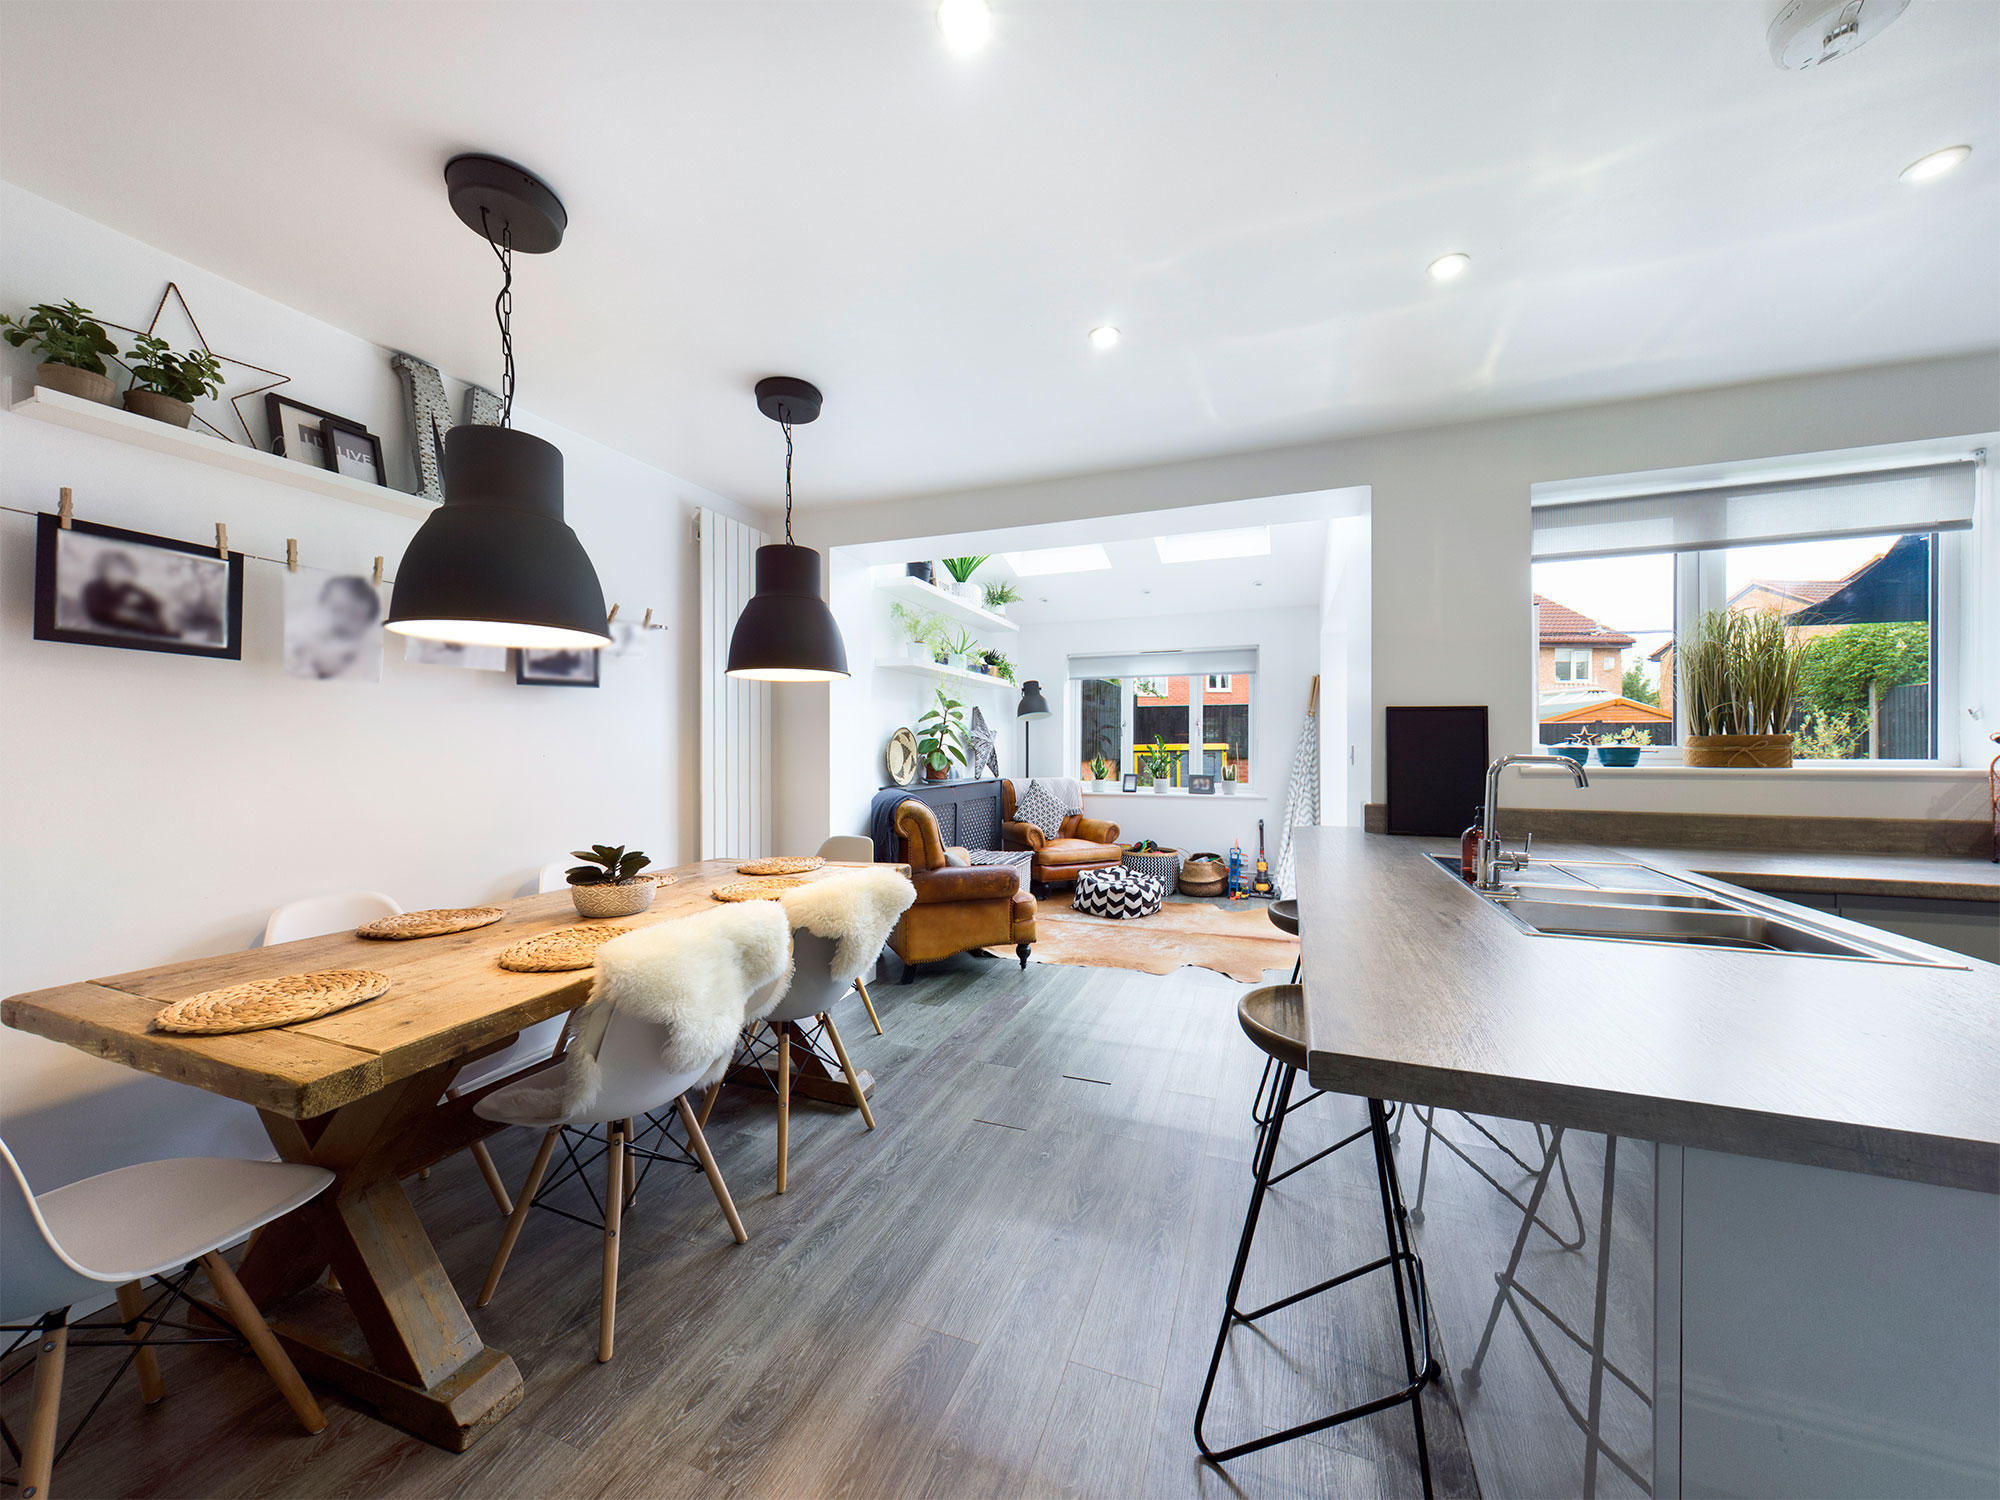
[1206,673,1231,692]
[1552,647,1592,683]
[1068,668,1258,789]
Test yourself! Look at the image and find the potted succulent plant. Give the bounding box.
[981,579,1022,616]
[1681,609,1800,767]
[1,300,121,405]
[1552,733,1593,768]
[1089,753,1113,791]
[565,843,657,918]
[1597,727,1650,768]
[940,555,988,605]
[1144,734,1176,792]
[981,649,1017,685]
[917,687,968,781]
[122,334,224,428]
[1221,761,1238,795]
[942,625,980,673]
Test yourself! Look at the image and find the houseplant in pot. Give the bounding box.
[940,555,988,605]
[1552,734,1592,767]
[122,334,224,428]
[1144,734,1176,792]
[917,687,968,781]
[942,625,980,672]
[890,602,948,662]
[1,300,120,405]
[1681,609,1800,767]
[1221,761,1238,794]
[1089,753,1113,792]
[1597,728,1650,768]
[981,649,1017,685]
[565,844,657,918]
[982,579,1021,617]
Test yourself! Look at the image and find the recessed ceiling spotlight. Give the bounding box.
[936,0,992,54]
[1089,325,1121,350]
[1901,145,1972,183]
[1427,252,1472,282]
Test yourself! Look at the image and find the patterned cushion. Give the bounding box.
[1072,866,1164,919]
[1015,779,1069,841]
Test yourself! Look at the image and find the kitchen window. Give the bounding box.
[1069,650,1257,787]
[1531,455,1981,765]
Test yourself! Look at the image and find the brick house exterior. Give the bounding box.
[1534,595,1634,694]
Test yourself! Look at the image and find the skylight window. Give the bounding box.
[1002,544,1112,577]
[1153,527,1270,564]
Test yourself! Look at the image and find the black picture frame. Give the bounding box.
[1188,773,1215,795]
[1121,772,1139,792]
[265,393,368,471]
[34,513,243,659]
[515,646,601,688]
[319,418,388,488]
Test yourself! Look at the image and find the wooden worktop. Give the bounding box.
[1294,829,2000,1194]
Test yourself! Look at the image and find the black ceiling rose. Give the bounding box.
[443,153,567,254]
[754,376,823,425]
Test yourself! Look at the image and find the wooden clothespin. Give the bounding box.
[372,556,384,587]
[641,607,654,630]
[606,602,621,625]
[215,523,228,558]
[286,539,299,573]
[58,488,73,529]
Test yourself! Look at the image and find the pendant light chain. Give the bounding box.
[480,207,516,428]
[783,419,795,543]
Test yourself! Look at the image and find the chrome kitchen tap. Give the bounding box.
[1478,754,1589,894]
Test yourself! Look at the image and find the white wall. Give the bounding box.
[0,184,770,1186]
[787,353,2000,832]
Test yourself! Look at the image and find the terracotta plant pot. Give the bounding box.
[924,763,950,782]
[122,388,195,428]
[1685,733,1793,769]
[36,362,116,406]
[569,879,657,919]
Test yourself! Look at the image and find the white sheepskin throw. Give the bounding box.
[779,866,916,985]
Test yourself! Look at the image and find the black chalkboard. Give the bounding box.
[1384,706,1489,836]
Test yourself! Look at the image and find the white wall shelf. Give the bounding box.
[874,657,1018,694]
[8,382,435,520]
[876,571,1020,634]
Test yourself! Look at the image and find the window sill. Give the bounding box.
[1517,763,1980,779]
[1082,789,1272,801]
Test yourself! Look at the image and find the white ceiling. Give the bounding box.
[996,519,1330,625]
[3,2,1994,509]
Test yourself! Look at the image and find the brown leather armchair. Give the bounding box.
[888,799,1036,981]
[1000,779,1122,889]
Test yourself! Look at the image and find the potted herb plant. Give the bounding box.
[1596,728,1650,768]
[940,555,989,605]
[942,625,980,672]
[916,687,968,781]
[1680,609,1799,767]
[565,843,657,918]
[1144,734,1176,792]
[1,300,121,405]
[1088,753,1113,791]
[1221,761,1238,795]
[890,602,948,662]
[981,579,1022,616]
[122,334,224,428]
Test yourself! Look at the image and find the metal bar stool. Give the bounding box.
[1195,984,1440,1494]
[1249,899,1309,1137]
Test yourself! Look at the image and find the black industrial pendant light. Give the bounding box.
[725,377,849,681]
[386,154,610,651]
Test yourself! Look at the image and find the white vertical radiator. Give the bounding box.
[698,508,772,859]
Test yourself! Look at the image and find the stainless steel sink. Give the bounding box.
[1427,855,1964,968]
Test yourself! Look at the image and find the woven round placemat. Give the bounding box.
[647,872,679,887]
[735,856,824,876]
[153,969,390,1035]
[496,923,634,973]
[356,906,505,940]
[711,878,808,903]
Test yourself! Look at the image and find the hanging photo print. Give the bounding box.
[516,646,600,687]
[283,568,385,681]
[404,637,508,671]
[35,514,243,659]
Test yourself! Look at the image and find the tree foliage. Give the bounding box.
[1794,623,1928,719]
[1620,663,1659,705]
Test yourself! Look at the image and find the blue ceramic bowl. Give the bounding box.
[1552,744,1590,767]
[1596,745,1642,768]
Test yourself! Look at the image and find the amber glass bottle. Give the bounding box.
[1459,808,1484,883]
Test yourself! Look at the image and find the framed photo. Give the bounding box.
[1188,774,1215,795]
[1121,772,1139,792]
[516,645,600,687]
[320,418,387,487]
[266,393,369,472]
[35,514,243,659]
[284,568,383,682]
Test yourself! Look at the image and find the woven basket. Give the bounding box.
[736,856,825,876]
[497,924,633,973]
[357,906,505,940]
[1178,860,1227,897]
[1686,734,1793,769]
[1120,846,1184,886]
[153,969,390,1035]
[711,878,807,903]
[571,880,657,919]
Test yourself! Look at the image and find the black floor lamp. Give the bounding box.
[1016,679,1050,775]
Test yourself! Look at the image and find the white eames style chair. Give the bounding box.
[537,859,572,895]
[262,891,515,1215]
[813,836,884,1034]
[1,1137,331,1499]
[749,931,877,1194]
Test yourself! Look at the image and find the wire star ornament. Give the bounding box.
[97,282,291,448]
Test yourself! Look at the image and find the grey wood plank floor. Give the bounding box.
[13,953,1483,1500]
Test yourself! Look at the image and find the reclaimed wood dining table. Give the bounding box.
[1,858,881,1452]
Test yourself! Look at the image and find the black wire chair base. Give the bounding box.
[526,1106,704,1234]
[1196,1076,1439,1496]
[0,1264,251,1475]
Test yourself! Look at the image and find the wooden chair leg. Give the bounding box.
[854,978,883,1036]
[676,1096,748,1243]
[698,1080,723,1128]
[479,1126,560,1307]
[21,1319,65,1500]
[622,1119,638,1206]
[116,1281,165,1404]
[446,1086,514,1216]
[776,1021,791,1194]
[199,1252,325,1435]
[598,1121,623,1363]
[820,1012,876,1130]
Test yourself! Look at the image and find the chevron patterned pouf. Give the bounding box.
[1072,865,1164,920]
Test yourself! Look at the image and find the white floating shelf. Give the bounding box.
[876,572,1020,634]
[874,657,1017,693]
[8,382,435,520]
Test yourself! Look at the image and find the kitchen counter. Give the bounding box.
[1294,828,1999,1194]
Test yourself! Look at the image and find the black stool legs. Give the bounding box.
[1195,1069,1439,1494]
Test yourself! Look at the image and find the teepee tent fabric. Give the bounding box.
[1273,677,1321,899]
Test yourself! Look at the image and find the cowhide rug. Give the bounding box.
[990,897,1298,984]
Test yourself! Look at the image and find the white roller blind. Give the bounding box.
[1531,460,1977,562]
[1068,647,1259,679]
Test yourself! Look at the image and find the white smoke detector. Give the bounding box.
[1767,0,1910,69]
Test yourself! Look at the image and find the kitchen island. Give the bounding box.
[1292,827,1998,1498]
